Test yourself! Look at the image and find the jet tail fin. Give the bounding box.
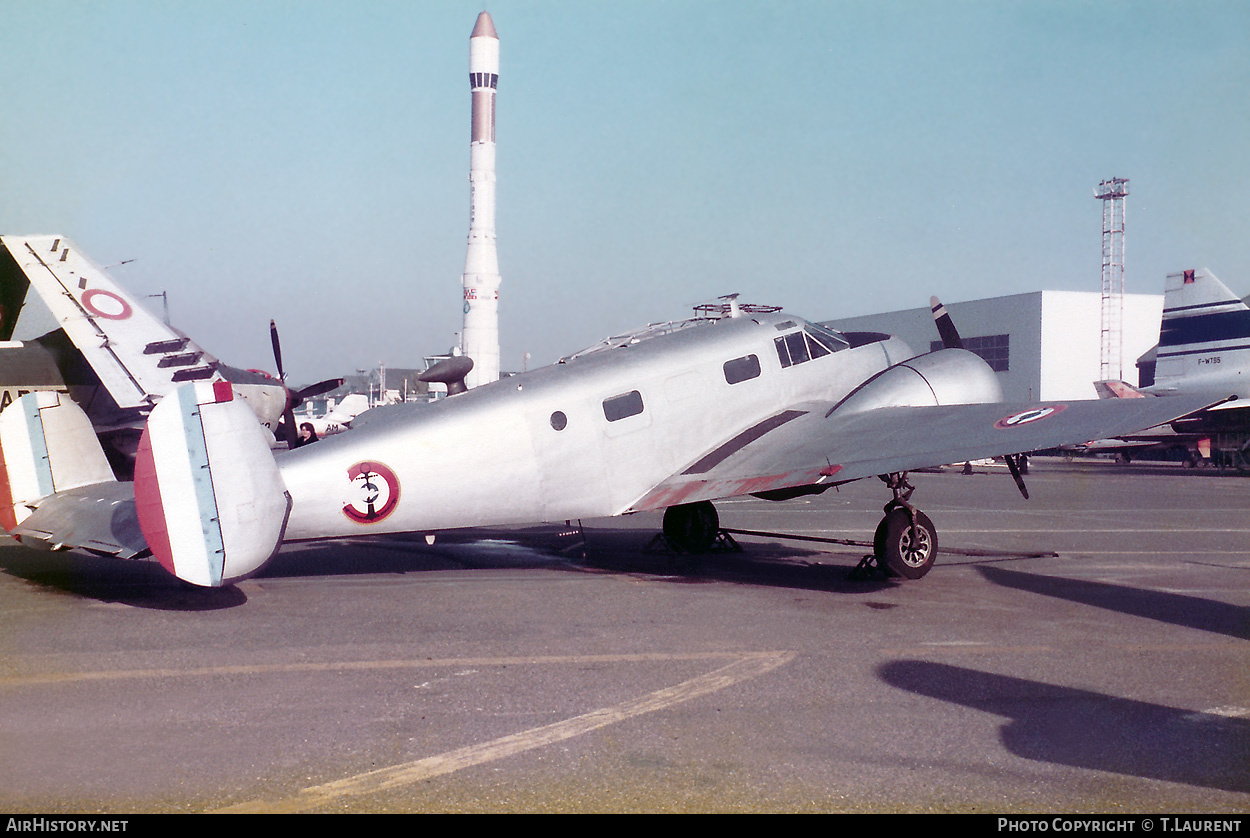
[0,391,115,531]
[1155,269,1250,389]
[134,381,291,587]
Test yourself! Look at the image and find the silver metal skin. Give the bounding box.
[3,301,1226,584]
[276,313,918,540]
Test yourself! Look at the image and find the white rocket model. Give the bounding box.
[461,10,501,388]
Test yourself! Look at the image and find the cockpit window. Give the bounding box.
[805,323,850,351]
[723,354,761,384]
[785,332,809,365]
[776,325,848,368]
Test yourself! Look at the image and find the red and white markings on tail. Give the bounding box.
[134,381,291,587]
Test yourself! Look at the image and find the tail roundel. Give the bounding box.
[134,381,291,587]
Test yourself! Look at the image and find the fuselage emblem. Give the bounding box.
[342,461,401,523]
[994,404,1067,429]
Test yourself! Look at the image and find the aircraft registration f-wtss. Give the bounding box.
[0,239,1222,587]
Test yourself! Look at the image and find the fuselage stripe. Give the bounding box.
[1159,310,1250,348]
[683,409,807,475]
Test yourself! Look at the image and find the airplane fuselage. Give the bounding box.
[276,314,917,540]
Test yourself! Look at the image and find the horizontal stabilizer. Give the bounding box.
[134,381,290,587]
[9,482,147,559]
[0,391,115,531]
[0,234,222,410]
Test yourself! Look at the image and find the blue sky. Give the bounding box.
[4,1,1248,380]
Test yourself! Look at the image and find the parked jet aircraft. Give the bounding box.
[1091,268,1249,468]
[0,293,1219,587]
[301,393,372,437]
[0,235,341,472]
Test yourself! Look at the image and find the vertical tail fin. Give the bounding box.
[0,392,114,531]
[1154,269,1250,389]
[134,381,290,587]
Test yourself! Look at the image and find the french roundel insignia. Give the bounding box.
[342,461,401,523]
[80,289,133,320]
[994,404,1067,429]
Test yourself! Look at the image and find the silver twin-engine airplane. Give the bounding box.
[0,282,1221,587]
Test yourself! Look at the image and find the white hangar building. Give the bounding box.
[823,291,1164,403]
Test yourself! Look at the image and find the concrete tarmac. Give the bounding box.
[0,457,1246,813]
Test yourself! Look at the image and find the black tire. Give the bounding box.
[663,501,720,553]
[873,508,938,580]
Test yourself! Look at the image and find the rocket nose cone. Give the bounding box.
[472,11,498,39]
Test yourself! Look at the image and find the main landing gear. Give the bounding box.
[659,473,940,581]
[854,472,938,581]
[662,500,722,553]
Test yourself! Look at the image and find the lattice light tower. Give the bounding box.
[1095,177,1129,381]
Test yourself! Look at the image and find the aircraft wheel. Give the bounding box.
[663,501,720,553]
[874,508,938,580]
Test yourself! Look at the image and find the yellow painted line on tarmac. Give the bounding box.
[0,651,769,688]
[213,650,796,814]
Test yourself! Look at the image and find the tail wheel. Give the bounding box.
[874,508,938,580]
[663,501,720,553]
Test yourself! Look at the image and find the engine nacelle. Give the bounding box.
[831,349,1003,417]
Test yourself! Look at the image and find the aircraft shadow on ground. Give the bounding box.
[0,544,245,611]
[977,565,1250,641]
[261,524,897,594]
[879,659,1250,794]
[0,522,894,608]
[543,526,899,594]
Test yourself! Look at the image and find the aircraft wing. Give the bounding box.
[0,235,221,411]
[627,395,1223,512]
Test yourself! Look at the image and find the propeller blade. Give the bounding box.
[268,319,300,446]
[930,297,964,350]
[292,378,345,404]
[269,319,286,380]
[1004,454,1030,500]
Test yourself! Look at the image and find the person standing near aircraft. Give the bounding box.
[296,422,319,447]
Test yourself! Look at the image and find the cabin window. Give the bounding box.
[603,390,644,422]
[550,411,567,431]
[723,354,761,385]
